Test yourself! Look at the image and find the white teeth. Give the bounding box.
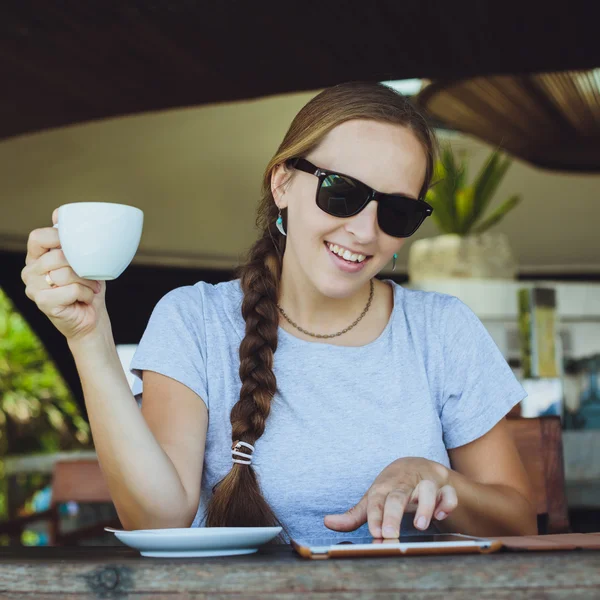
[328,243,368,263]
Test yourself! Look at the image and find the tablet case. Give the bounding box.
[291,538,503,559]
[291,533,600,559]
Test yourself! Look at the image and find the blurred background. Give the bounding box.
[0,2,599,546]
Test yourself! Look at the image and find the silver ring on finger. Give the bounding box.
[45,271,58,288]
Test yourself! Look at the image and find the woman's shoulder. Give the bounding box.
[388,279,463,320]
[157,278,243,311]
[144,278,244,345]
[389,280,491,354]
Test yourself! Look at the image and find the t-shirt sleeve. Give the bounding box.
[439,296,527,449]
[129,286,209,409]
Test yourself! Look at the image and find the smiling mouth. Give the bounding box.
[324,241,373,264]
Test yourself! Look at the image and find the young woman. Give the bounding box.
[21,82,536,542]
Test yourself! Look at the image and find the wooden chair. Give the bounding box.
[0,459,121,545]
[506,416,570,534]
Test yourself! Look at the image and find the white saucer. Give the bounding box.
[105,526,282,558]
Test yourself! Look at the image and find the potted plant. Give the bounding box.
[408,145,522,281]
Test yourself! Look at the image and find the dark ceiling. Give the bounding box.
[2,1,599,141]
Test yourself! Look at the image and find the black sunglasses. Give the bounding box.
[286,157,433,238]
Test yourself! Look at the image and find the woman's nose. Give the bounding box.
[344,201,379,243]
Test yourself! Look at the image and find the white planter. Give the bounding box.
[408,232,518,282]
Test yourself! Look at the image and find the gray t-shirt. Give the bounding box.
[130,278,526,541]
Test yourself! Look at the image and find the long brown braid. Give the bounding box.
[204,81,437,532]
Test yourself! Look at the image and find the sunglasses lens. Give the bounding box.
[317,174,369,216]
[378,198,425,237]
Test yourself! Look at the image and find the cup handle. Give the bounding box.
[53,223,62,249]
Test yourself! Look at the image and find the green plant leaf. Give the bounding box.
[470,150,513,229]
[454,149,468,191]
[425,144,468,233]
[440,145,459,223]
[472,194,522,234]
[455,187,475,234]
[426,186,456,233]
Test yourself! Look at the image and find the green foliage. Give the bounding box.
[426,145,522,235]
[0,287,91,518]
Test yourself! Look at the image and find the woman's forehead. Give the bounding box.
[309,120,427,196]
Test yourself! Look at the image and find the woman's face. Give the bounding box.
[273,119,427,299]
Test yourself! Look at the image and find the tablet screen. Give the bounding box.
[311,534,476,544]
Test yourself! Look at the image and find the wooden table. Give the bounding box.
[0,545,599,599]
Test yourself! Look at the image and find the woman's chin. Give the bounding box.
[314,272,375,300]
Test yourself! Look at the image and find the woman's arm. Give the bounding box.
[69,331,208,530]
[438,418,538,536]
[324,418,537,538]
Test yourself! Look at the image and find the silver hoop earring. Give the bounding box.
[275,209,287,236]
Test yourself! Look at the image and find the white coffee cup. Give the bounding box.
[53,202,144,280]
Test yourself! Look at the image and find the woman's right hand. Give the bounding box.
[21,208,107,342]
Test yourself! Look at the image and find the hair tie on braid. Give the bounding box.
[232,441,255,465]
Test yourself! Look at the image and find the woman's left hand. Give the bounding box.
[324,457,458,538]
